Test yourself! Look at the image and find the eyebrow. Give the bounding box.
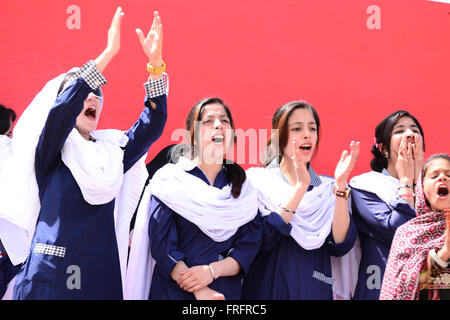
[203,114,229,119]
[393,123,418,129]
[288,121,316,126]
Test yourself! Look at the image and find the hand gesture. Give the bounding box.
[412,134,424,185]
[136,11,163,67]
[291,138,311,190]
[106,7,125,57]
[177,265,213,293]
[334,141,360,190]
[395,136,415,185]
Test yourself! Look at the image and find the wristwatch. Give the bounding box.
[147,61,166,75]
[333,186,351,199]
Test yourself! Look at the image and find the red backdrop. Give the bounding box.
[1,0,449,177]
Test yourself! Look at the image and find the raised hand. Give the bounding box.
[95,7,124,73]
[395,135,415,186]
[136,11,163,67]
[292,138,311,190]
[334,141,360,190]
[412,133,424,185]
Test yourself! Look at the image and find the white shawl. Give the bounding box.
[0,70,148,298]
[246,166,360,300]
[349,170,399,208]
[150,157,259,242]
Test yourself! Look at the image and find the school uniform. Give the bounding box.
[148,157,262,300]
[242,159,357,300]
[13,61,167,300]
[350,169,416,300]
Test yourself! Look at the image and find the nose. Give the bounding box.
[214,118,222,129]
[404,128,415,138]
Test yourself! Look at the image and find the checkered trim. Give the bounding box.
[144,73,169,98]
[75,60,107,90]
[34,243,66,258]
[312,271,334,285]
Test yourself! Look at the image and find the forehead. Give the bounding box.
[288,108,316,124]
[425,158,450,176]
[394,116,417,128]
[201,103,228,117]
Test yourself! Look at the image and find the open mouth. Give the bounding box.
[299,145,312,151]
[437,185,449,198]
[85,106,96,120]
[212,135,224,144]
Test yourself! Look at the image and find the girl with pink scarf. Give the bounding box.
[380,154,450,300]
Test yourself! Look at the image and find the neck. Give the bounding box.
[386,161,399,179]
[76,127,91,141]
[195,157,223,186]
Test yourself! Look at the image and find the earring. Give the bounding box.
[384,152,389,158]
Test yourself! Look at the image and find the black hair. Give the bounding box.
[0,104,16,135]
[371,110,425,172]
[422,153,450,180]
[186,97,245,198]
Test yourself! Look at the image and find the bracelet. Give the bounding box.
[208,264,217,280]
[429,249,449,269]
[398,184,414,191]
[280,206,296,214]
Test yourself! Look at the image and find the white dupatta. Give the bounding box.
[246,165,360,300]
[0,68,148,297]
[150,157,259,242]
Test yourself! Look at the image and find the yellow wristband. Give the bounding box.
[147,61,166,75]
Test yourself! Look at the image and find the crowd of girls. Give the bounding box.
[0,8,448,300]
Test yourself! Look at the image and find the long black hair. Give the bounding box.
[371,110,425,172]
[186,97,246,198]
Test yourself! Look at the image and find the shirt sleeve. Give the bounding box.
[122,77,168,172]
[226,211,263,277]
[35,61,105,184]
[350,187,416,246]
[259,211,292,252]
[148,196,187,281]
[326,215,358,257]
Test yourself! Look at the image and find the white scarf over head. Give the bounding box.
[149,156,259,242]
[0,69,148,298]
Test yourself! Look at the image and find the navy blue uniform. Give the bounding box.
[13,76,167,300]
[148,167,262,300]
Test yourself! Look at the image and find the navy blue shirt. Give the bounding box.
[350,173,416,300]
[0,246,19,298]
[148,166,262,300]
[242,163,357,300]
[13,76,167,300]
